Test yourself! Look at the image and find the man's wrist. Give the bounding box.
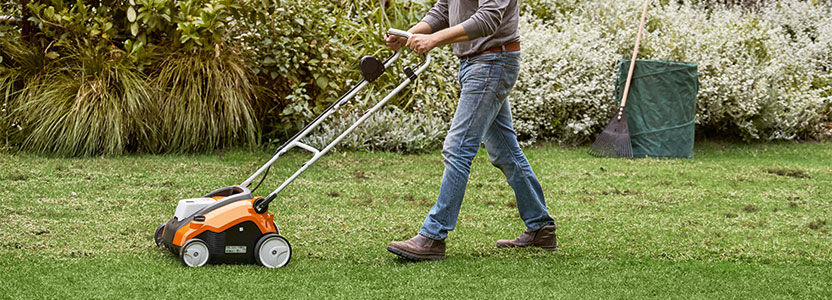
[408,22,433,35]
[428,34,440,49]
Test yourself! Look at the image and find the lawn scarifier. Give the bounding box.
[154,29,429,268]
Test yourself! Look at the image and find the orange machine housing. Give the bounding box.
[172,198,276,246]
[156,186,281,265]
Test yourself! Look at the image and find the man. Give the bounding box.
[384,0,557,261]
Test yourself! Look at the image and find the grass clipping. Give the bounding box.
[154,50,258,153]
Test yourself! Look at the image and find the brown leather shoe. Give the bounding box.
[387,234,446,261]
[496,225,557,250]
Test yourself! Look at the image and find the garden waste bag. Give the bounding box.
[614,59,699,158]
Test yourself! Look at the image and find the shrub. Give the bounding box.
[643,0,832,140]
[230,0,455,142]
[510,15,620,144]
[230,1,357,139]
[507,0,832,144]
[4,0,831,155]
[301,106,446,153]
[249,0,832,149]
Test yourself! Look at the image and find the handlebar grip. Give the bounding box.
[386,28,413,39]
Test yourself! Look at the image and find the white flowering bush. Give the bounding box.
[398,0,831,146]
[496,0,832,144]
[510,14,621,144]
[645,0,832,140]
[300,105,446,153]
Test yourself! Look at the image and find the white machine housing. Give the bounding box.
[173,198,217,220]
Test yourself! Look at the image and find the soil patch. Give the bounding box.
[764,168,810,179]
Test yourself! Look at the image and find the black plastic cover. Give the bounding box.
[360,56,385,82]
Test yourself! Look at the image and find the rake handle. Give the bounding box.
[618,0,650,119]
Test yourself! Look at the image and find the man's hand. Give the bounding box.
[406,34,438,55]
[384,34,408,51]
[383,22,456,55]
[386,22,433,51]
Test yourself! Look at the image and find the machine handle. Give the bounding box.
[386,28,413,39]
[254,51,432,215]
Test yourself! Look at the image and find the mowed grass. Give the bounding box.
[1,141,831,298]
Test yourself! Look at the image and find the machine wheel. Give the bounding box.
[254,233,291,268]
[154,224,165,247]
[180,239,210,267]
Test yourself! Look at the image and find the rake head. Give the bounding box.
[589,109,633,158]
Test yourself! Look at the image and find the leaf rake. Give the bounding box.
[589,0,650,158]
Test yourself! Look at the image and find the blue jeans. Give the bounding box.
[420,51,555,240]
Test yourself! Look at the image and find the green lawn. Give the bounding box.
[1,141,831,298]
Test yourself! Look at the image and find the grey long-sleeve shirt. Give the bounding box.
[420,0,519,58]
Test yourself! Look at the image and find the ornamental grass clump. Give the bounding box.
[0,39,45,149]
[154,50,258,152]
[0,64,21,149]
[15,44,159,156]
[0,67,23,149]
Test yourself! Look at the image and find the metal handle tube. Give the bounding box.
[241,52,402,188]
[241,80,367,188]
[292,142,320,155]
[282,48,401,146]
[386,28,413,39]
[262,54,432,203]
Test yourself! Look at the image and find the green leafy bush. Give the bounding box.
[230,0,458,144]
[231,1,356,139]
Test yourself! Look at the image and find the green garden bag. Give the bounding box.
[615,59,699,158]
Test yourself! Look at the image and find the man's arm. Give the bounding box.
[460,0,510,40]
[421,0,450,33]
[386,22,469,56]
[405,0,511,55]
[406,24,469,55]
